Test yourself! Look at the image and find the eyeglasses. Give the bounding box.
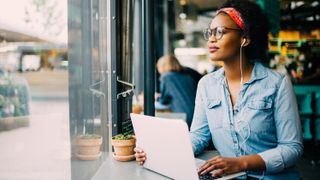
[203,26,242,41]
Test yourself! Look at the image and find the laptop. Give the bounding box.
[130,113,246,180]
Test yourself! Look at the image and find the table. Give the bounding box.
[92,151,219,180]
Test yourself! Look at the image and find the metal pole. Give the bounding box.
[110,0,120,136]
[143,0,155,115]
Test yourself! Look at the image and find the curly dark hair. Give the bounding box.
[220,0,269,63]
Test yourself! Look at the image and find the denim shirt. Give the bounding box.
[190,62,303,179]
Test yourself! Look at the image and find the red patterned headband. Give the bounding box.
[216,7,245,30]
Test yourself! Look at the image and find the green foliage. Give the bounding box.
[24,0,65,36]
[112,134,134,140]
[0,74,29,118]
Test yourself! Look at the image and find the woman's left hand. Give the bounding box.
[197,156,245,177]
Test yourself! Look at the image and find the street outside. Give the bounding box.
[0,70,71,180]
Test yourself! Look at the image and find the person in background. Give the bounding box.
[299,43,320,84]
[136,0,303,179]
[156,55,201,128]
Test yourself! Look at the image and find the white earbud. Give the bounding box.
[241,38,246,47]
[240,38,246,85]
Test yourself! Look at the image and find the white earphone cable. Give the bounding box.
[239,40,265,180]
[240,45,244,85]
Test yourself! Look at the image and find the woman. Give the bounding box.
[136,0,303,179]
[156,55,200,128]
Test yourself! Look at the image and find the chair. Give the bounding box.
[294,85,320,166]
[315,92,320,142]
[294,86,313,140]
[313,91,320,166]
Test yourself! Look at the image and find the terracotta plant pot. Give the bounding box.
[76,134,103,160]
[111,136,136,161]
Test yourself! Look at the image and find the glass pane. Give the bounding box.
[132,0,144,115]
[68,0,109,179]
[0,0,69,179]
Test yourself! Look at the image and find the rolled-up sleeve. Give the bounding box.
[190,79,211,155]
[258,75,303,174]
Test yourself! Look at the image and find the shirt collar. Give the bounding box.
[245,62,268,84]
[211,62,268,85]
[210,67,225,84]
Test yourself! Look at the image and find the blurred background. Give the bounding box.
[0,0,69,179]
[0,0,319,180]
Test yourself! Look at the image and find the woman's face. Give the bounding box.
[207,13,243,62]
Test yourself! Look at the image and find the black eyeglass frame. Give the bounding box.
[203,26,242,41]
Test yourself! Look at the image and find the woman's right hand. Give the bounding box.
[134,147,147,165]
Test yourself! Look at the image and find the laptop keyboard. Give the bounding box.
[199,174,218,180]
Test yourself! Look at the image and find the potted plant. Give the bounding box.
[0,71,30,130]
[75,134,103,160]
[111,133,136,161]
